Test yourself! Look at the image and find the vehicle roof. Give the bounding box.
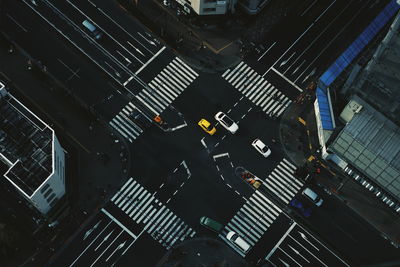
[303,188,318,200]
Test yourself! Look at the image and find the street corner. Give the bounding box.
[157,105,188,133]
[156,237,248,267]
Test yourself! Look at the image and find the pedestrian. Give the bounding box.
[8,45,14,54]
[27,60,32,70]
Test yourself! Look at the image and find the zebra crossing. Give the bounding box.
[265,158,303,204]
[109,102,144,142]
[111,177,196,249]
[136,57,198,115]
[219,190,282,257]
[222,62,292,118]
[109,57,198,142]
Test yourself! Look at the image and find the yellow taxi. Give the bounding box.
[198,119,216,135]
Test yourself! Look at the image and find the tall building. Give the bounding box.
[0,82,65,215]
[315,7,400,214]
[327,12,400,212]
[174,0,237,15]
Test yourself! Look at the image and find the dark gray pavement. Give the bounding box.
[156,237,247,266]
[118,0,312,73]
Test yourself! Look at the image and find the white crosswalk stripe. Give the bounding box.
[111,178,196,249]
[219,191,282,257]
[265,158,303,204]
[135,57,198,114]
[223,62,292,118]
[109,102,144,142]
[109,57,198,142]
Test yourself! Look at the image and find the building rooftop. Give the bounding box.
[0,85,53,197]
[342,13,400,125]
[330,96,400,201]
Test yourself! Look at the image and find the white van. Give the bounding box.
[226,231,250,252]
[302,187,323,206]
[82,20,103,40]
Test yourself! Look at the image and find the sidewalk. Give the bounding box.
[118,0,298,73]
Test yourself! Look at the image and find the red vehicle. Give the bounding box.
[235,167,263,189]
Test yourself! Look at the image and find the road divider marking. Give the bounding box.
[213,153,230,160]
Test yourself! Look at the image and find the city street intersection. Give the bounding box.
[1,0,399,266]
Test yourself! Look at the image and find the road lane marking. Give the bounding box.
[213,152,229,159]
[258,41,276,61]
[101,208,137,238]
[135,46,166,75]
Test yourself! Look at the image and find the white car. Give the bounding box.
[252,139,271,157]
[302,187,323,207]
[226,231,250,252]
[214,112,239,134]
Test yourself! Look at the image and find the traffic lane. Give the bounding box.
[40,0,131,83]
[279,0,388,86]
[62,0,149,72]
[247,214,293,261]
[266,223,350,267]
[305,188,396,264]
[91,0,163,53]
[296,0,392,86]
[2,0,128,119]
[248,0,339,71]
[254,0,354,74]
[299,189,373,263]
[275,0,363,83]
[288,227,349,266]
[78,226,134,267]
[115,232,165,267]
[69,0,155,62]
[49,213,114,266]
[279,234,335,266]
[272,0,362,72]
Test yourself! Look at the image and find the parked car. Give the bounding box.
[199,216,223,232]
[214,112,238,134]
[252,139,271,157]
[226,231,250,252]
[302,187,323,207]
[198,119,216,135]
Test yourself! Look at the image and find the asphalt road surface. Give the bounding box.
[1,0,397,265]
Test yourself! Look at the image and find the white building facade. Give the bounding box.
[175,0,237,15]
[0,82,65,215]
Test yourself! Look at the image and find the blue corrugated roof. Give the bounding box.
[317,0,400,131]
[316,87,334,130]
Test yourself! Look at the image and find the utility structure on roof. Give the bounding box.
[0,82,66,215]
